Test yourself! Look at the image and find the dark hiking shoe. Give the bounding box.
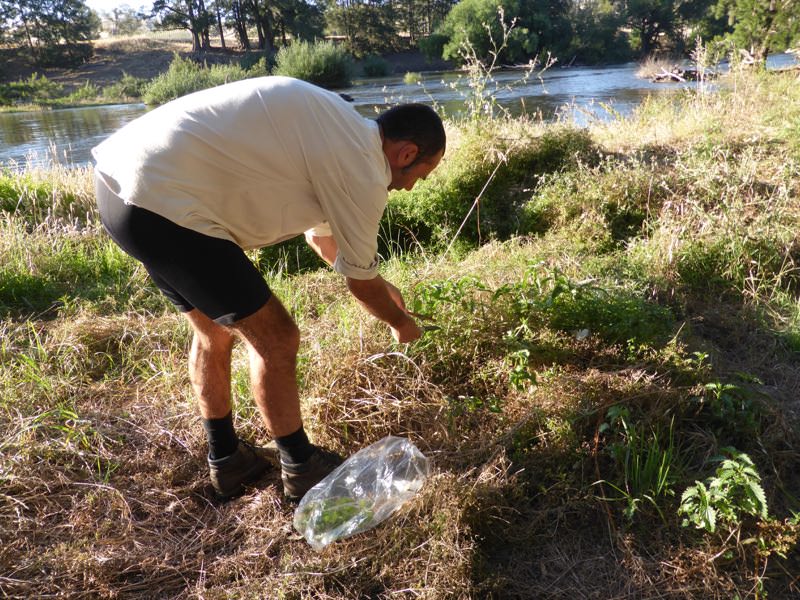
[281,446,344,501]
[208,440,277,500]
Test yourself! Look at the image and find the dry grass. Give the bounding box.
[93,36,192,54]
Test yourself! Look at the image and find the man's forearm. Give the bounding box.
[346,275,409,327]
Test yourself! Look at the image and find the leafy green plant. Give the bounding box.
[403,71,422,85]
[273,40,353,89]
[65,81,100,102]
[0,74,64,106]
[142,54,256,105]
[499,264,675,347]
[686,379,762,442]
[506,347,535,392]
[362,55,391,77]
[102,73,148,100]
[447,394,504,416]
[678,448,768,533]
[296,497,374,534]
[384,125,598,251]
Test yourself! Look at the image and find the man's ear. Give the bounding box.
[397,142,419,168]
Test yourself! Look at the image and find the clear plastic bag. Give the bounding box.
[293,435,430,550]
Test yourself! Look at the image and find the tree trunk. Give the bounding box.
[198,0,211,49]
[216,4,226,49]
[232,0,250,50]
[187,2,202,52]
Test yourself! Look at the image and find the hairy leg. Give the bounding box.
[230,295,303,438]
[184,309,237,419]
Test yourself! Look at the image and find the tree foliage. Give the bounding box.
[150,0,323,53]
[566,0,630,64]
[437,0,571,65]
[1,0,797,69]
[0,0,99,65]
[713,0,800,63]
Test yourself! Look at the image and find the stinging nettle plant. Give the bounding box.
[678,448,768,534]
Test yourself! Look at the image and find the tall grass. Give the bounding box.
[1,70,800,598]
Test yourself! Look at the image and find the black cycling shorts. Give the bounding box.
[96,174,271,325]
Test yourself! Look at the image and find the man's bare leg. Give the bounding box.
[229,295,303,438]
[231,295,342,499]
[184,308,274,498]
[184,309,236,419]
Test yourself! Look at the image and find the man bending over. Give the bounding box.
[93,76,445,501]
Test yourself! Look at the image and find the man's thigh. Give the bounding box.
[96,175,271,324]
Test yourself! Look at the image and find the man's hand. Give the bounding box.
[346,276,422,343]
[391,318,423,343]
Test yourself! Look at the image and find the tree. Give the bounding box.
[677,0,730,45]
[713,0,800,64]
[617,0,679,56]
[0,0,99,65]
[435,0,571,65]
[222,0,252,49]
[272,0,324,46]
[325,0,400,57]
[395,0,455,43]
[151,0,213,52]
[103,4,145,36]
[566,0,631,64]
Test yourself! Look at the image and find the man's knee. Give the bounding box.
[234,296,301,358]
[186,309,236,354]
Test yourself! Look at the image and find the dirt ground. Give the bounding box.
[0,38,453,92]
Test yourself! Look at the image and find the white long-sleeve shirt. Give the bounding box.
[92,76,391,279]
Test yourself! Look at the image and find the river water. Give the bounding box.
[1,53,796,169]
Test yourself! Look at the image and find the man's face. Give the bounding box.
[389,150,444,192]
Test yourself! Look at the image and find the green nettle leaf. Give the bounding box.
[747,481,768,518]
[705,505,717,532]
[678,450,769,533]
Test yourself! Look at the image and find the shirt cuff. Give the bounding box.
[333,253,379,280]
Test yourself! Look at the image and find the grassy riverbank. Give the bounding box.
[1,70,799,598]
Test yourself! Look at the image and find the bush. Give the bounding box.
[384,125,598,251]
[102,73,148,100]
[65,81,100,103]
[417,34,448,62]
[273,41,352,89]
[36,43,93,68]
[142,54,253,105]
[239,51,274,72]
[361,55,391,77]
[0,74,64,106]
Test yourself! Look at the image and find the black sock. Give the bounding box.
[202,411,239,460]
[275,426,314,464]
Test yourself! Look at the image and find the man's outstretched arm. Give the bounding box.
[346,275,422,343]
[304,233,421,342]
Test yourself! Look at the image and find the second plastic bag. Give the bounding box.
[293,435,430,550]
